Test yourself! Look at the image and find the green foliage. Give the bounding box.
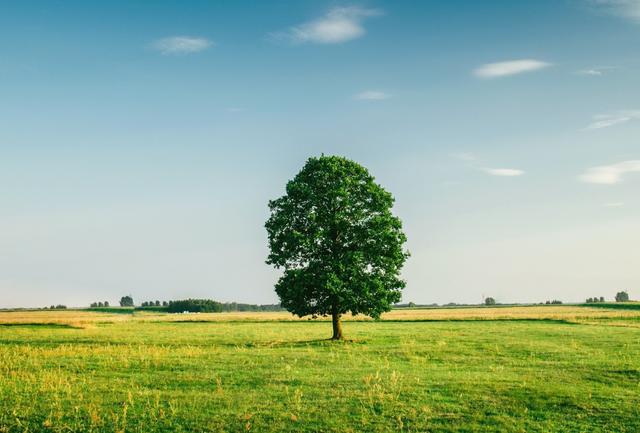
[136,304,168,312]
[616,291,630,302]
[119,296,134,307]
[216,302,283,312]
[585,302,640,310]
[266,155,409,323]
[135,301,283,313]
[90,301,109,308]
[484,297,496,305]
[166,299,223,313]
[586,297,606,304]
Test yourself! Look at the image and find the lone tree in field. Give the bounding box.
[265,155,409,340]
[119,295,134,307]
[615,291,629,302]
[484,297,496,306]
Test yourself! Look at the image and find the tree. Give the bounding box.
[266,155,409,340]
[119,296,134,307]
[615,291,630,302]
[599,296,605,303]
[104,301,109,307]
[166,299,222,313]
[484,297,496,306]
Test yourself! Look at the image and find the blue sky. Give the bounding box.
[1,0,639,307]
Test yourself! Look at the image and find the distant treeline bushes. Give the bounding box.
[89,301,110,308]
[135,299,284,313]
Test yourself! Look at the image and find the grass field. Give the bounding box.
[1,306,640,432]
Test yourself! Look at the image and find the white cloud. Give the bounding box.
[588,0,640,22]
[604,202,625,207]
[578,69,604,76]
[580,160,640,184]
[474,59,551,78]
[586,110,640,129]
[273,6,382,44]
[354,90,390,100]
[152,36,212,55]
[483,168,525,177]
[576,66,615,76]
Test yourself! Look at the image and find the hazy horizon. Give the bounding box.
[1,0,639,308]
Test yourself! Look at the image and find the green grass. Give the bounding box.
[1,313,639,432]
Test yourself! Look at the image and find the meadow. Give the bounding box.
[1,306,640,432]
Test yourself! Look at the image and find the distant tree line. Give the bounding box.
[89,301,110,308]
[163,299,283,313]
[543,300,563,305]
[112,296,284,313]
[217,302,283,312]
[586,297,606,304]
[140,301,168,307]
[165,299,222,313]
[45,305,67,309]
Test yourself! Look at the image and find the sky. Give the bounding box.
[1,0,639,308]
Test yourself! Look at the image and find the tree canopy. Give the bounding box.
[615,291,630,302]
[265,155,409,339]
[119,296,134,307]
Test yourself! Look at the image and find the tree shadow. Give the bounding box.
[236,337,367,349]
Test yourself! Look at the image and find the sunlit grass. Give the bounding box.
[1,307,639,432]
[2,305,640,326]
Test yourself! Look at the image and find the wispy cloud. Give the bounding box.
[580,160,640,184]
[587,0,640,22]
[576,66,615,76]
[604,202,625,207]
[483,168,525,177]
[586,110,640,129]
[474,59,551,78]
[452,153,523,177]
[354,90,390,100]
[152,36,212,55]
[272,6,382,44]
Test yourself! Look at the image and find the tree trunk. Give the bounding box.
[331,311,343,340]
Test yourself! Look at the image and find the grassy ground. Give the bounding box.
[1,306,639,432]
